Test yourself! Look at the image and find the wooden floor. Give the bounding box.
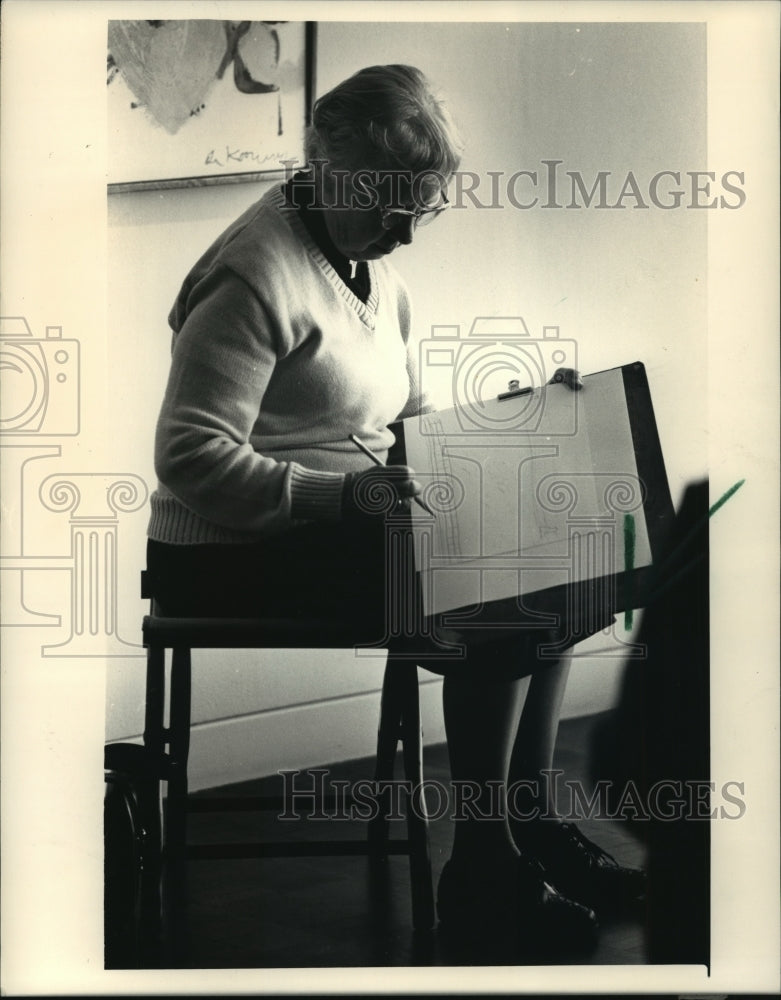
[160,712,653,969]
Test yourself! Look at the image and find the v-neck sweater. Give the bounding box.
[285,176,371,303]
[148,184,428,544]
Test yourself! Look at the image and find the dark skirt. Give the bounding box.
[146,519,600,682]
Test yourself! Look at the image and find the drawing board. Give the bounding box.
[394,362,673,641]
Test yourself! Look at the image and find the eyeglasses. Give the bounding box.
[379,194,450,231]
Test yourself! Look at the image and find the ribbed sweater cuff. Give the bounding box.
[289,464,347,522]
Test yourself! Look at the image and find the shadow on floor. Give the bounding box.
[108,713,663,969]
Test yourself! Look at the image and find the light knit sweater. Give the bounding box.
[147,184,429,544]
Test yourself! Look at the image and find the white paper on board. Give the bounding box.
[403,367,652,615]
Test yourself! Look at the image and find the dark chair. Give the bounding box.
[105,570,436,965]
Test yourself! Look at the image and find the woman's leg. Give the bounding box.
[443,670,531,867]
[507,647,648,909]
[437,643,599,946]
[508,650,573,815]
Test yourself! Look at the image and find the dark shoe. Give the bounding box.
[515,819,647,910]
[436,854,598,958]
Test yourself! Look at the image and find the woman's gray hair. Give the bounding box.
[306,65,463,179]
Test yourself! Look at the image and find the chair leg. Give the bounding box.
[143,643,166,765]
[368,653,405,854]
[136,642,167,963]
[396,659,436,932]
[166,646,192,861]
[141,643,165,864]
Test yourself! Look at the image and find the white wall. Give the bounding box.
[106,21,706,790]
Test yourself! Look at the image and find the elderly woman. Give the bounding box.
[147,64,642,952]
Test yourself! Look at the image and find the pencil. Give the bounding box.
[348,433,436,517]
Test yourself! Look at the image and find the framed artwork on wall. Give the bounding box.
[107,20,315,192]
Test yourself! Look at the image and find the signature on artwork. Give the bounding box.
[204,147,294,168]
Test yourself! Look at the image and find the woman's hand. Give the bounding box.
[342,465,422,521]
[547,367,584,390]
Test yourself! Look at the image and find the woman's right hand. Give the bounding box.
[342,465,422,521]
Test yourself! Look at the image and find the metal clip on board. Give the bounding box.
[497,379,534,401]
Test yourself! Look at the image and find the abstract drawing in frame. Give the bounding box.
[107,20,315,191]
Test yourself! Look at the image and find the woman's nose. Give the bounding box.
[392,216,415,245]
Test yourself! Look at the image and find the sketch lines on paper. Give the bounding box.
[403,318,653,658]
